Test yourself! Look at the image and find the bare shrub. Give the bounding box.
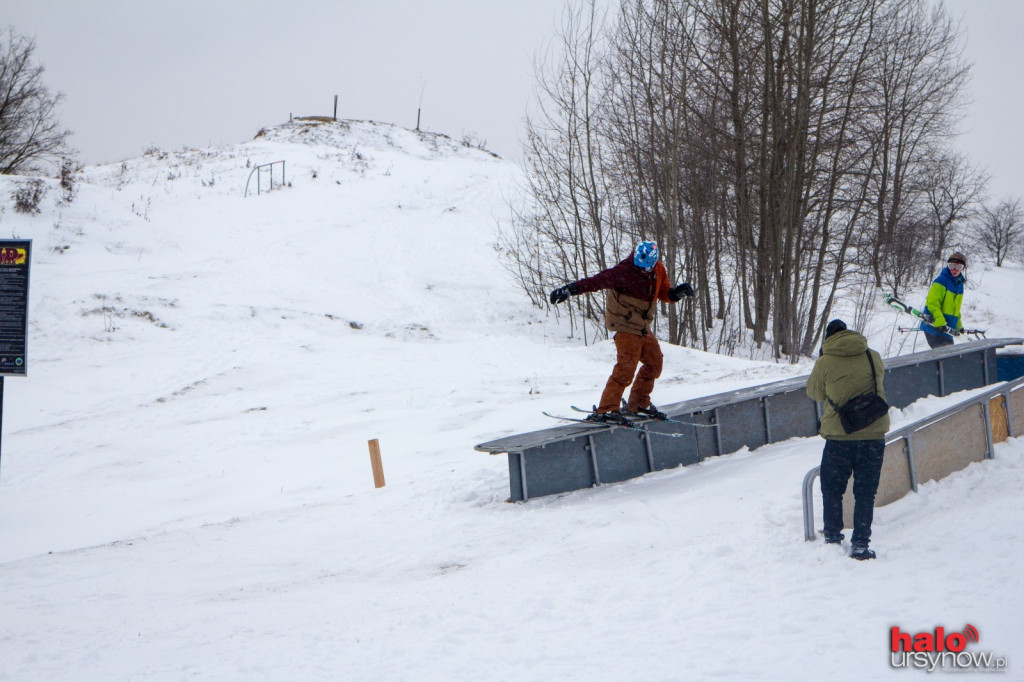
[59,156,81,203]
[13,179,46,214]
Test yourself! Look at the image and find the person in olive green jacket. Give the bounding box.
[806,319,890,560]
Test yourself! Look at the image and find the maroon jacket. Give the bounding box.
[575,257,672,302]
[575,257,673,335]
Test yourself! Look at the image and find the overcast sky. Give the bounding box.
[5,0,1022,201]
[5,0,562,164]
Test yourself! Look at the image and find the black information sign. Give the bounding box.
[0,240,31,376]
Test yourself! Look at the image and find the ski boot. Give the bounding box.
[621,400,668,421]
[585,408,632,426]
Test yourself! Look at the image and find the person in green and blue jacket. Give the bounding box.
[920,252,967,349]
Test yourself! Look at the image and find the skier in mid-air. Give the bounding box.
[549,241,694,424]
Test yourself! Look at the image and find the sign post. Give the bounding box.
[0,239,31,477]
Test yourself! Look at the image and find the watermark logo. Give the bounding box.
[890,624,1007,673]
[0,247,27,265]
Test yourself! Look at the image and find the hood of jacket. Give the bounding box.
[821,328,868,357]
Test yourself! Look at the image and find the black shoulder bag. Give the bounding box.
[828,351,889,434]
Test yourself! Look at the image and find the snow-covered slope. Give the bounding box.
[0,119,1020,680]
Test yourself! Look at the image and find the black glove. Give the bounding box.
[937,325,958,336]
[549,281,579,305]
[669,282,695,302]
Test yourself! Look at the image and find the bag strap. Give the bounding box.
[825,349,881,412]
[864,349,880,395]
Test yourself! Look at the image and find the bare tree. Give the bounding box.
[920,152,987,278]
[508,0,973,361]
[603,0,698,345]
[975,199,1023,267]
[500,0,615,343]
[863,1,970,293]
[0,27,73,174]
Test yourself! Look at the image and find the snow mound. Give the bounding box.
[254,117,501,161]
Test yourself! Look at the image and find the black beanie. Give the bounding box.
[825,319,847,339]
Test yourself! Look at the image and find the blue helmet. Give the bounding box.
[634,241,659,270]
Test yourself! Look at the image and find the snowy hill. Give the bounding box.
[0,119,1021,680]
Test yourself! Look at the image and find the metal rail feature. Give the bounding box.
[244,160,286,197]
[478,338,1023,502]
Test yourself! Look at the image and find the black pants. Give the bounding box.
[925,331,953,349]
[820,438,885,545]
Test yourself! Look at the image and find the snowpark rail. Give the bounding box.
[801,374,1024,541]
[244,160,286,197]
[475,338,1024,502]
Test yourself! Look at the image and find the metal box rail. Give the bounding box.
[475,338,1023,502]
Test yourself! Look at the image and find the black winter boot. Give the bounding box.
[850,543,876,560]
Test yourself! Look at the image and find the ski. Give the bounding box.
[542,410,699,437]
[883,293,934,324]
[541,411,642,430]
[570,404,717,428]
[883,293,968,336]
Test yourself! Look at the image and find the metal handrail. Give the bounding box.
[802,375,1024,541]
[244,160,286,197]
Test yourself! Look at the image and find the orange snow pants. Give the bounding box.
[597,331,663,413]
